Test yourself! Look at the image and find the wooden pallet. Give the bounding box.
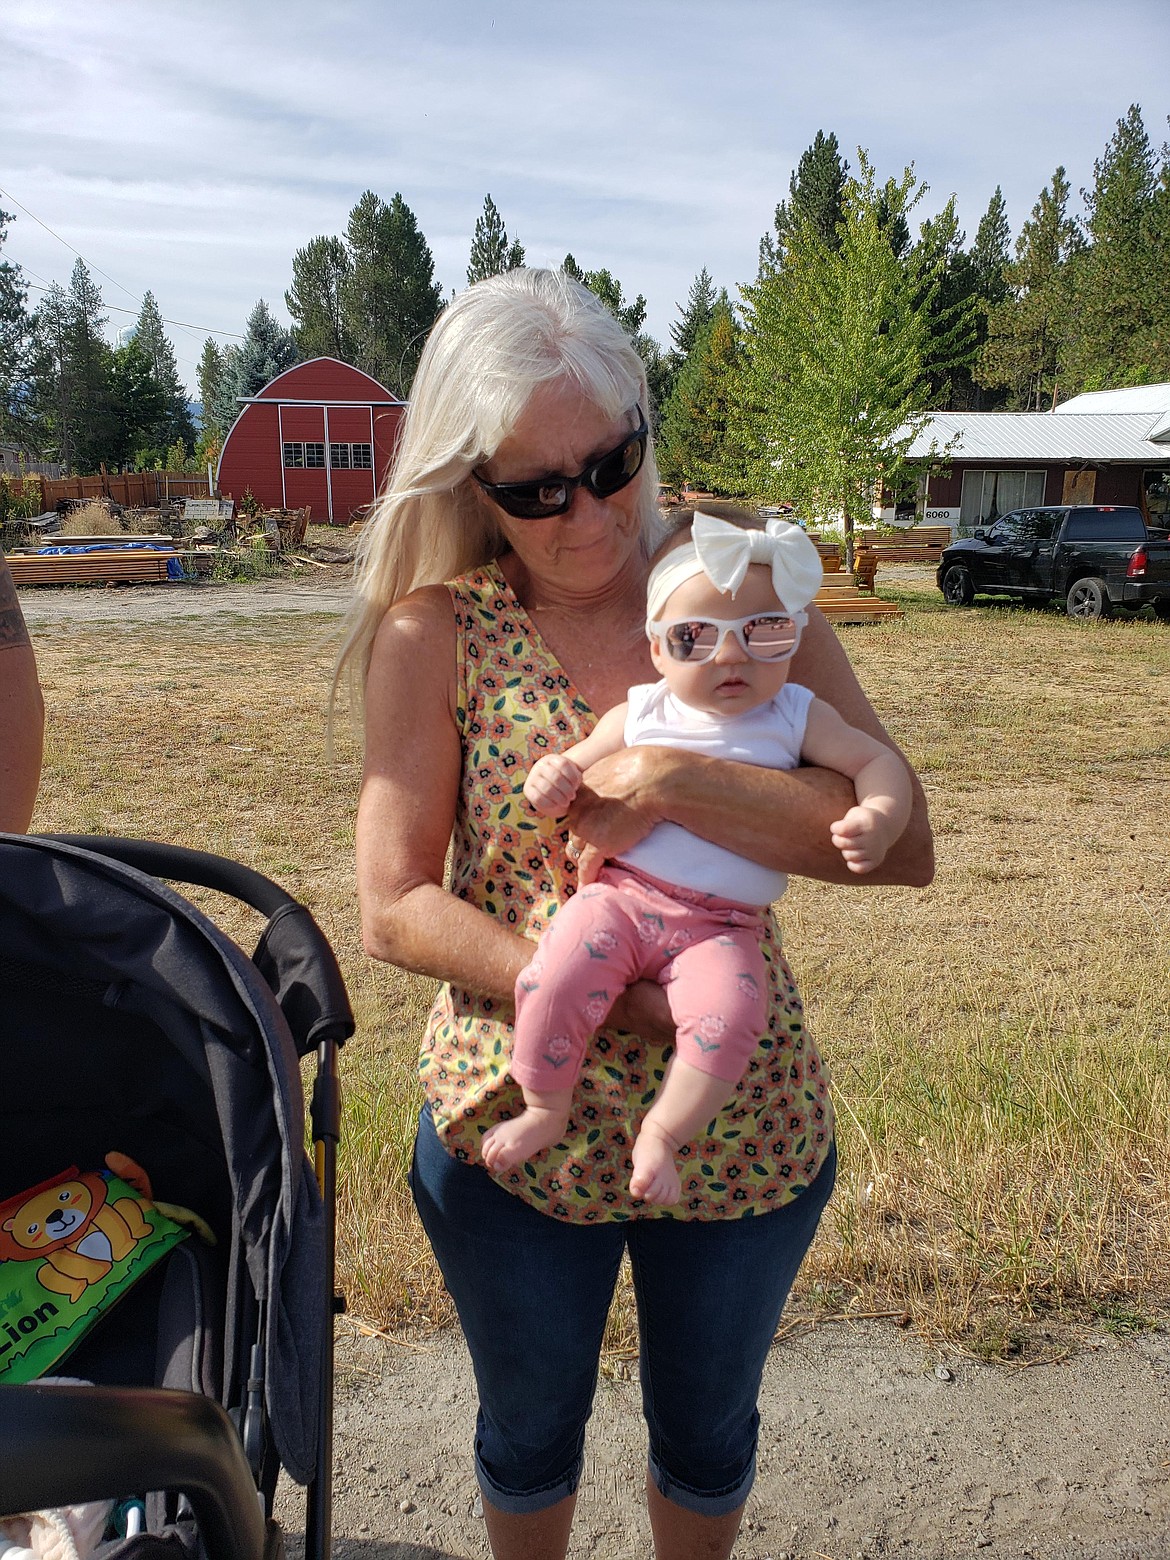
[7,550,180,587]
[814,575,902,624]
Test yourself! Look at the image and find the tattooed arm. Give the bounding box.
[0,552,44,831]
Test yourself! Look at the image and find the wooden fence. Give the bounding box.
[2,471,213,509]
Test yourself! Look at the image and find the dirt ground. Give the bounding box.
[276,1317,1170,1560]
[22,565,1170,1559]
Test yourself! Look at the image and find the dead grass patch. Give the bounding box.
[29,577,1170,1342]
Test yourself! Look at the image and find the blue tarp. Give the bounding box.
[35,542,173,555]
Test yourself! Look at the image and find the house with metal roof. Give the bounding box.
[904,383,1170,533]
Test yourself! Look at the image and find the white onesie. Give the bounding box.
[617,679,814,905]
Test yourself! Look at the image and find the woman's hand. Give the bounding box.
[566,745,665,860]
[607,978,675,1047]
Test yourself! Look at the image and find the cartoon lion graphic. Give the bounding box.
[0,1169,152,1304]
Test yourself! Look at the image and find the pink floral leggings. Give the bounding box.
[510,863,770,1093]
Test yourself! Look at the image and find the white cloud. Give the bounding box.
[3,0,1167,392]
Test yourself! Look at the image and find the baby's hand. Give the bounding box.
[830,804,896,874]
[523,753,584,816]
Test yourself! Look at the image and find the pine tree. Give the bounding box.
[63,260,116,472]
[966,188,1012,408]
[1066,105,1162,389]
[0,208,33,446]
[197,338,226,436]
[466,195,525,285]
[131,291,194,448]
[341,191,444,397]
[760,130,848,274]
[911,198,980,409]
[286,235,354,361]
[737,153,936,566]
[657,301,747,492]
[1136,149,1170,382]
[978,168,1081,410]
[670,269,718,360]
[109,334,169,466]
[209,344,243,436]
[235,300,298,398]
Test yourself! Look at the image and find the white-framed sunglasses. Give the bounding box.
[648,611,806,665]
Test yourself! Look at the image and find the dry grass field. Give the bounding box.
[28,573,1170,1356]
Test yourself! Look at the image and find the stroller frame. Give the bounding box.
[0,835,353,1560]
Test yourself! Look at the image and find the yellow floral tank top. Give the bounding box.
[419,562,834,1222]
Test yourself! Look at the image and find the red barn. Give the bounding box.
[216,357,406,524]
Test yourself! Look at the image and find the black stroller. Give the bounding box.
[0,834,354,1560]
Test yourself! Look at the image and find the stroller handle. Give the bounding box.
[45,834,297,917]
[40,834,355,1054]
[0,1383,268,1560]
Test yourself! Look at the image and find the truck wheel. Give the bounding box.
[1152,600,1170,621]
[941,565,975,606]
[1066,577,1112,620]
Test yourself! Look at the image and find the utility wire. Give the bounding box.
[22,280,243,339]
[0,182,147,307]
[0,183,244,341]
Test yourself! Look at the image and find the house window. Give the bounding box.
[283,442,326,469]
[328,442,373,470]
[960,469,1046,526]
[1144,469,1170,527]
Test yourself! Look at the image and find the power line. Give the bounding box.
[0,183,244,347]
[0,182,145,308]
[22,280,243,339]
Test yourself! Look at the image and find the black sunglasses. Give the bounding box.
[473,410,648,519]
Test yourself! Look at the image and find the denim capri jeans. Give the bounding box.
[410,1104,836,1518]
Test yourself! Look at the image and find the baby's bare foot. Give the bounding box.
[482,1109,567,1173]
[630,1128,681,1205]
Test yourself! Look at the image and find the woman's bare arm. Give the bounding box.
[356,586,533,1001]
[567,608,934,888]
[0,555,44,832]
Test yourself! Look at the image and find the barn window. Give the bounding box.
[283,443,304,468]
[328,442,373,469]
[304,443,325,468]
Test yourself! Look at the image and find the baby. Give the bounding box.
[481,511,913,1204]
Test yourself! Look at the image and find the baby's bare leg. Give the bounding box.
[630,1062,734,1205]
[481,1087,574,1173]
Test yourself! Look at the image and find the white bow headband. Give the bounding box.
[646,511,824,627]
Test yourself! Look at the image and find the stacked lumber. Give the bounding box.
[7,550,180,587]
[814,572,902,624]
[856,526,950,563]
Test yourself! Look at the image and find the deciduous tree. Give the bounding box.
[737,152,938,566]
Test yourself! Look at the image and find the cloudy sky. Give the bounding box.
[3,0,1167,395]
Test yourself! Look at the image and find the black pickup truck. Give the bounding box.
[937,505,1170,619]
